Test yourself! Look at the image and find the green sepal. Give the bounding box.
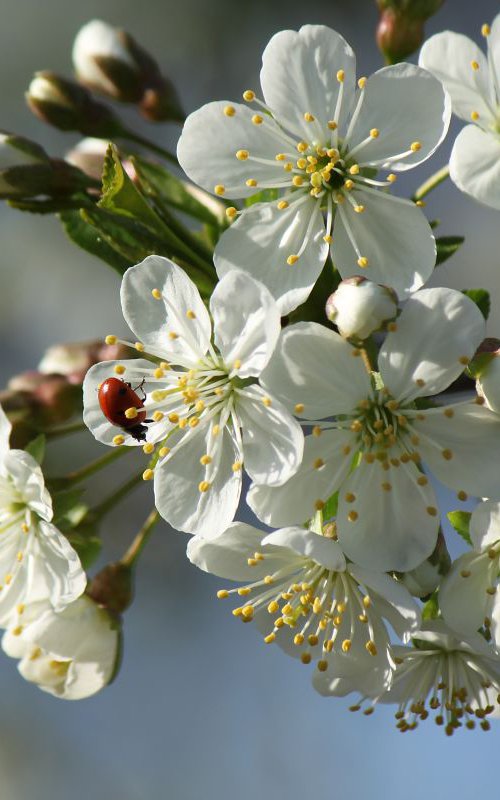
[132,156,223,227]
[65,528,102,570]
[422,591,440,620]
[80,206,171,265]
[59,208,132,273]
[245,188,279,207]
[435,236,464,266]
[322,491,338,522]
[462,288,490,320]
[24,434,45,465]
[99,144,164,233]
[447,510,472,546]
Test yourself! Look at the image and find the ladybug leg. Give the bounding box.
[133,378,147,401]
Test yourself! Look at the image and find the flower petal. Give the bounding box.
[247,429,354,528]
[331,191,435,297]
[186,522,286,581]
[177,101,291,198]
[378,288,485,402]
[439,552,492,637]
[415,404,500,498]
[35,521,87,612]
[261,322,371,419]
[450,124,500,210]
[121,255,211,363]
[419,32,493,123]
[470,499,500,550]
[347,63,450,170]
[0,404,12,462]
[262,528,346,572]
[260,25,356,140]
[153,421,241,537]
[337,457,439,572]
[210,271,280,378]
[235,385,304,487]
[349,565,420,640]
[3,450,52,521]
[82,358,173,446]
[214,198,328,316]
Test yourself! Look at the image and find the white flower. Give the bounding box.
[325,276,398,339]
[177,24,450,313]
[420,17,500,209]
[72,20,138,98]
[0,404,85,623]
[358,621,500,735]
[188,519,419,688]
[248,287,500,572]
[2,595,120,700]
[439,499,500,646]
[83,256,303,537]
[476,350,500,413]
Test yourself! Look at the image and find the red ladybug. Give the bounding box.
[98,377,151,442]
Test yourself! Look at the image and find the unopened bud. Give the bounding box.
[27,71,123,138]
[7,371,81,426]
[39,338,134,384]
[72,19,184,122]
[325,277,398,339]
[87,562,134,615]
[399,531,451,598]
[376,1,443,64]
[0,131,54,198]
[472,339,500,413]
[66,138,135,183]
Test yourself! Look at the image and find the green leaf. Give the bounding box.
[81,206,171,264]
[245,188,279,207]
[65,529,102,570]
[462,288,490,320]
[447,510,472,546]
[25,434,45,465]
[59,209,132,273]
[99,144,163,233]
[322,491,338,522]
[422,592,439,621]
[132,156,223,227]
[435,236,464,266]
[52,488,87,530]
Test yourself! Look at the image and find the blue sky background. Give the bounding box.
[0,0,499,797]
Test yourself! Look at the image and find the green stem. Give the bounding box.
[41,420,87,439]
[49,446,130,489]
[120,131,178,166]
[412,165,450,202]
[91,471,144,522]
[151,196,216,266]
[121,508,160,568]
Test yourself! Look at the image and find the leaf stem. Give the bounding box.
[121,508,160,568]
[41,420,87,439]
[91,471,144,522]
[49,446,130,489]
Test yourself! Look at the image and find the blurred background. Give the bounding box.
[0,1,499,797]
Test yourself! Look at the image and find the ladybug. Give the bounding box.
[98,377,151,442]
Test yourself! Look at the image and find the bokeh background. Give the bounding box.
[0,1,499,797]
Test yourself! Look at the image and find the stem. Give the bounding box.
[49,446,130,489]
[412,165,450,202]
[41,420,87,439]
[121,508,160,568]
[91,471,144,522]
[120,131,178,166]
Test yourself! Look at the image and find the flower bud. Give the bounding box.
[473,339,500,413]
[27,71,123,138]
[72,19,184,122]
[39,338,135,384]
[7,371,81,426]
[0,131,54,197]
[376,0,443,64]
[87,562,134,615]
[325,277,398,340]
[65,138,135,183]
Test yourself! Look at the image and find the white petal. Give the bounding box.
[3,450,52,521]
[35,521,86,612]
[419,32,493,123]
[235,385,304,486]
[186,522,286,581]
[262,527,346,571]
[214,199,328,316]
[378,288,485,402]
[415,404,500,498]
[82,358,173,446]
[121,255,211,363]
[177,101,291,198]
[247,429,355,527]
[439,552,492,637]
[450,124,500,210]
[0,404,11,462]
[210,271,280,378]
[347,63,450,170]
[260,25,356,139]
[470,499,500,550]
[349,565,420,639]
[153,422,241,537]
[332,191,435,297]
[261,322,371,419]
[337,458,439,572]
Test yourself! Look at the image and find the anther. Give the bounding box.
[151,289,162,300]
[471,111,480,121]
[292,176,304,187]
[442,449,453,460]
[105,335,117,345]
[370,128,379,138]
[337,70,345,82]
[113,434,125,446]
[426,506,438,517]
[471,61,479,71]
[200,454,212,465]
[143,442,154,454]
[317,660,328,672]
[387,173,397,183]
[287,254,299,265]
[358,77,367,88]
[243,90,255,101]
[246,178,257,187]
[232,461,242,472]
[357,257,369,268]
[294,403,304,413]
[342,639,352,652]
[314,458,324,469]
[344,179,354,190]
[198,481,211,493]
[366,640,377,656]
[264,633,276,644]
[411,141,422,152]
[114,364,126,375]
[142,468,154,481]
[125,407,138,420]
[252,114,263,124]
[304,112,315,121]
[314,499,325,511]
[348,510,358,522]
[224,105,235,116]
[457,490,468,502]
[217,589,229,599]
[277,200,289,210]
[301,652,312,664]
[236,149,249,160]
[214,184,225,195]
[354,205,365,213]
[328,120,337,130]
